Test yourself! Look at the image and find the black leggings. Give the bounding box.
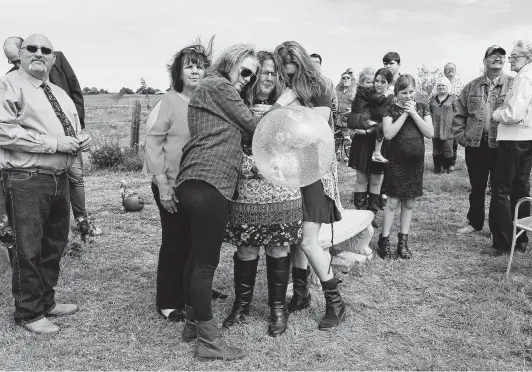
[176,180,229,321]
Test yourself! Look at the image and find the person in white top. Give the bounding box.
[489,39,532,256]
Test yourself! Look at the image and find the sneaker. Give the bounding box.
[372,153,388,163]
[457,225,480,234]
[449,165,456,172]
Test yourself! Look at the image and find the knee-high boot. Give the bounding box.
[222,253,259,328]
[287,266,311,313]
[266,255,290,337]
[318,275,346,330]
[367,193,381,228]
[352,192,368,210]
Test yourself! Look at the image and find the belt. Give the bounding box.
[3,168,66,176]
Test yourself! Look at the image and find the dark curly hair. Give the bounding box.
[168,36,214,92]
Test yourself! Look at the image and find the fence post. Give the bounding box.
[130,100,141,152]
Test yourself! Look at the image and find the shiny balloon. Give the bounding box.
[252,106,335,188]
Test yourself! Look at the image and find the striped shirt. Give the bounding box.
[176,71,258,200]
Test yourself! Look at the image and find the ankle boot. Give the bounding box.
[376,234,392,259]
[318,275,346,330]
[266,255,290,337]
[442,157,452,173]
[397,233,412,259]
[352,192,368,210]
[182,305,196,342]
[367,193,381,228]
[223,254,259,329]
[432,154,441,174]
[195,318,246,360]
[287,266,312,313]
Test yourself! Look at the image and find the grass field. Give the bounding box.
[1,96,532,370]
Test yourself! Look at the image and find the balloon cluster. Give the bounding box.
[253,106,335,188]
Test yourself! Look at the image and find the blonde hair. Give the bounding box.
[357,67,375,86]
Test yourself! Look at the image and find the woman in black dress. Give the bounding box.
[348,68,394,221]
[275,41,345,330]
[376,75,433,259]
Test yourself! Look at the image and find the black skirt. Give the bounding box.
[301,180,342,224]
[348,133,387,175]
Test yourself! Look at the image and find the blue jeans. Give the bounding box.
[489,141,532,251]
[68,152,86,219]
[3,170,70,324]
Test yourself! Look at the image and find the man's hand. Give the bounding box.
[77,133,93,152]
[57,137,80,155]
[158,184,178,214]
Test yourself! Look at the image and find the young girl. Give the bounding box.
[351,70,388,163]
[376,74,433,259]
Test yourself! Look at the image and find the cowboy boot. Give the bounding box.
[266,255,290,337]
[182,305,196,342]
[397,233,412,259]
[352,192,368,210]
[367,193,381,228]
[222,254,259,328]
[376,234,392,259]
[318,275,346,330]
[195,318,246,360]
[287,266,311,314]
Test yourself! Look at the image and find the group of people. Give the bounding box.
[1,32,532,362]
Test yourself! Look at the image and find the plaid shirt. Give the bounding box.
[176,71,258,200]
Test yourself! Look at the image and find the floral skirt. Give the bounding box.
[225,178,303,249]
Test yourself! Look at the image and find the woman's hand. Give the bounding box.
[404,101,417,115]
[158,183,178,214]
[354,128,374,135]
[366,120,378,127]
[250,104,272,115]
[276,88,298,106]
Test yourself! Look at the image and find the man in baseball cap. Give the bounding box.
[484,45,506,59]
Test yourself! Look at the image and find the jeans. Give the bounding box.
[152,182,190,311]
[67,152,86,219]
[432,139,454,158]
[176,180,229,321]
[489,141,532,251]
[3,170,70,324]
[464,138,498,230]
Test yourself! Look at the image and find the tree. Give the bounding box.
[416,64,443,102]
[82,87,91,94]
[120,87,134,94]
[99,88,109,94]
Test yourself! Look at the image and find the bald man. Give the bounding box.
[0,34,91,333]
[3,36,22,72]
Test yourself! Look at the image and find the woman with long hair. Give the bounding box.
[274,41,346,330]
[145,38,213,322]
[175,44,296,360]
[223,51,302,337]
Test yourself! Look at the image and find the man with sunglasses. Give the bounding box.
[489,39,532,256]
[3,36,101,251]
[452,46,514,247]
[0,34,89,333]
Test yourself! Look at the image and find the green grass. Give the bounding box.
[1,99,532,370]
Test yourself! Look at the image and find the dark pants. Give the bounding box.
[152,182,190,311]
[3,170,70,324]
[489,141,532,251]
[67,152,86,219]
[432,139,454,158]
[176,180,229,322]
[464,139,498,230]
[451,139,459,166]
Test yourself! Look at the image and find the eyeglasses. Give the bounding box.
[342,76,351,80]
[259,71,277,78]
[22,45,53,55]
[241,67,256,79]
[487,54,505,60]
[508,54,528,61]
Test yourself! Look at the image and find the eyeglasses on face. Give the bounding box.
[508,54,528,61]
[259,71,277,78]
[22,45,53,55]
[487,54,505,60]
[342,76,351,80]
[240,67,257,85]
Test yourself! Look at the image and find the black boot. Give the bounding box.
[318,275,346,330]
[376,234,392,259]
[287,266,311,314]
[182,305,196,342]
[352,192,367,210]
[367,193,381,228]
[442,157,452,173]
[433,155,442,174]
[223,254,258,329]
[397,233,412,259]
[195,318,246,360]
[266,255,290,337]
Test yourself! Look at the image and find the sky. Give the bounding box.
[1,0,531,92]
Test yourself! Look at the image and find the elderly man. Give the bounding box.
[488,40,532,256]
[0,34,91,333]
[335,71,355,139]
[452,46,514,240]
[3,37,101,253]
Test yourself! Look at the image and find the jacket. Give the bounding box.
[452,73,514,148]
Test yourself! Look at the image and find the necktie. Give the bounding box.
[40,82,76,137]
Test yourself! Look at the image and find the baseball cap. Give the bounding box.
[484,45,506,59]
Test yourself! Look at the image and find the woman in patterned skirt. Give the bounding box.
[275,41,346,330]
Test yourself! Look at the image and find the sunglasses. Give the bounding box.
[240,67,257,85]
[342,76,351,80]
[22,45,53,55]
